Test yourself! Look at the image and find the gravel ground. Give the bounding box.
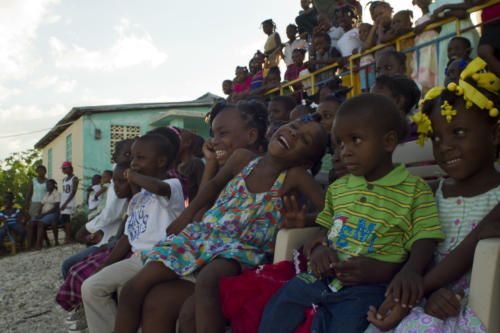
[0,243,86,333]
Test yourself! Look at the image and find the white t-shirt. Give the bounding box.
[86,181,128,247]
[60,175,76,214]
[337,28,363,57]
[328,26,344,50]
[41,190,62,215]
[124,178,184,254]
[88,184,103,210]
[284,39,308,66]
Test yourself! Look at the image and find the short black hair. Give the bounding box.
[102,170,113,178]
[379,50,407,68]
[92,174,102,180]
[337,93,408,142]
[36,165,47,172]
[271,96,297,113]
[47,179,57,189]
[147,127,181,161]
[115,139,135,155]
[135,133,177,169]
[449,36,471,50]
[373,74,420,115]
[369,1,392,17]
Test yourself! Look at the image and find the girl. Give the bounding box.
[233,66,252,94]
[411,0,439,95]
[367,57,500,332]
[114,114,329,333]
[335,5,362,58]
[59,161,78,244]
[284,48,307,82]
[33,179,61,250]
[262,19,282,73]
[268,96,296,123]
[363,1,393,56]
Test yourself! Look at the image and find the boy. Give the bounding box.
[259,94,444,332]
[81,134,184,333]
[283,24,307,66]
[307,32,344,84]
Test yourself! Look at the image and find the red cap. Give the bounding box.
[61,161,72,169]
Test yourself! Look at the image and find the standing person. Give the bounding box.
[283,24,308,67]
[33,180,61,250]
[296,0,318,36]
[25,165,47,248]
[59,161,78,245]
[0,192,28,251]
[262,19,282,73]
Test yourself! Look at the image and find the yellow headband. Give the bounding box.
[412,57,500,146]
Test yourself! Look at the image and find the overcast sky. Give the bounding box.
[0,0,415,160]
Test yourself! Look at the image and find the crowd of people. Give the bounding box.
[2,0,500,332]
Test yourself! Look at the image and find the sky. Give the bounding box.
[0,0,416,160]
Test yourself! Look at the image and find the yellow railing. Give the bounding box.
[265,0,499,97]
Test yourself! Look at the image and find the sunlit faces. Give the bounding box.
[332,111,394,181]
[130,140,166,177]
[317,100,341,132]
[268,119,327,164]
[429,100,499,181]
[211,108,257,166]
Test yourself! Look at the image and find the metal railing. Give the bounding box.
[264,0,499,97]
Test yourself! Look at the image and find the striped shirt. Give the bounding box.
[316,163,444,264]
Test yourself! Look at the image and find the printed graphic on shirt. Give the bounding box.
[329,214,377,255]
[127,193,153,242]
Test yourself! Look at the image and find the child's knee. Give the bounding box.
[178,299,195,332]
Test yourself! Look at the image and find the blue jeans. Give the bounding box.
[0,223,26,246]
[33,212,60,225]
[61,245,100,279]
[259,273,387,333]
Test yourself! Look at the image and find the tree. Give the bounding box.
[0,149,42,206]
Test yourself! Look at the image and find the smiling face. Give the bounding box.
[113,167,131,199]
[372,5,392,27]
[130,140,167,177]
[317,100,340,132]
[211,108,257,166]
[336,10,354,31]
[429,100,498,181]
[358,23,372,42]
[268,119,326,166]
[286,25,298,41]
[292,49,305,66]
[333,111,394,181]
[447,38,471,61]
[313,35,331,56]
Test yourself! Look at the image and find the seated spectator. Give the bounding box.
[87,174,102,214]
[262,19,282,71]
[283,24,308,67]
[222,79,233,101]
[233,66,251,94]
[249,57,264,91]
[306,32,344,85]
[177,129,205,202]
[376,50,407,77]
[268,96,296,123]
[284,48,307,82]
[0,192,27,251]
[447,36,472,64]
[444,57,469,87]
[295,0,317,36]
[33,179,61,250]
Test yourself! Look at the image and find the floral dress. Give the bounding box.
[143,157,286,276]
[365,180,500,333]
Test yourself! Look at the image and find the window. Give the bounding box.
[47,148,53,178]
[65,134,72,162]
[110,125,141,162]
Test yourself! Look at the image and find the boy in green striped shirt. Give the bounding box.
[259,94,444,332]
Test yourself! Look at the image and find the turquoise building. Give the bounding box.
[35,93,221,206]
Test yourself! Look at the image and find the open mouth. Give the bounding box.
[215,150,226,159]
[443,158,462,167]
[277,135,290,150]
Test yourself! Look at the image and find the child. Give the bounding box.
[262,19,282,71]
[58,161,133,332]
[86,174,102,213]
[411,0,439,95]
[295,0,317,36]
[307,32,344,84]
[268,96,296,123]
[233,66,251,94]
[447,36,472,63]
[222,79,233,99]
[381,10,414,77]
[443,57,469,87]
[87,170,112,221]
[33,179,61,250]
[81,134,185,333]
[375,50,407,77]
[367,57,500,333]
[316,13,344,52]
[259,93,445,332]
[284,48,307,82]
[177,128,205,202]
[283,24,307,67]
[114,115,329,333]
[335,5,362,58]
[0,192,27,251]
[358,23,377,92]
[363,1,394,55]
[60,161,78,244]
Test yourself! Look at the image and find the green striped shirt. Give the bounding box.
[316,163,444,264]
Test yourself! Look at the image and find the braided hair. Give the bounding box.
[373,74,421,115]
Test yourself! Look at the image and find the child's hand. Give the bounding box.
[413,24,427,36]
[304,236,328,259]
[385,266,425,309]
[202,139,217,162]
[278,195,306,229]
[367,297,409,331]
[309,244,338,279]
[333,257,400,286]
[424,288,464,320]
[166,214,192,236]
